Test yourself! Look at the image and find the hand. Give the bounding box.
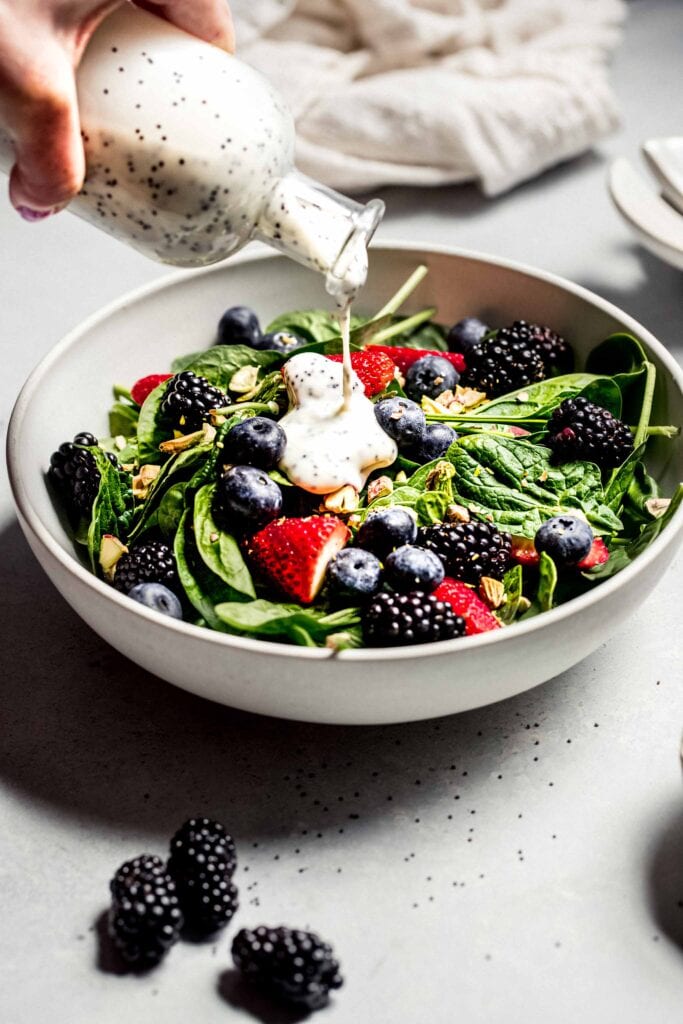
[0,1,235,219]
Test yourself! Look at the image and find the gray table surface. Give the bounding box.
[2,2,682,1021]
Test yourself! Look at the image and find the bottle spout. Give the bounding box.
[254,171,385,304]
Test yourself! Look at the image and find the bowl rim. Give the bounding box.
[7,240,683,663]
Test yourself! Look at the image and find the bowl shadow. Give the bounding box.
[646,802,683,953]
[0,517,595,845]
[217,969,311,1024]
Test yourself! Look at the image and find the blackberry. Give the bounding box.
[546,397,634,469]
[174,870,239,934]
[108,856,183,968]
[48,434,100,520]
[110,854,167,904]
[517,320,574,375]
[418,520,512,584]
[363,591,466,647]
[168,817,237,878]
[232,925,343,1011]
[160,371,225,434]
[113,540,178,594]
[463,325,545,397]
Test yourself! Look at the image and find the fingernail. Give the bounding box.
[16,205,54,222]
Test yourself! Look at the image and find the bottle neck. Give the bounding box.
[254,171,384,305]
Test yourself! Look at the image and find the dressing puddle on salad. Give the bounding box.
[47,263,681,650]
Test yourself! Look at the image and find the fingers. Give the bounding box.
[135,0,235,53]
[4,47,85,215]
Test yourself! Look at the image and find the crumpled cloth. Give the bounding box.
[230,0,626,195]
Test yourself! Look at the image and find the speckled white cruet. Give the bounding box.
[0,5,383,297]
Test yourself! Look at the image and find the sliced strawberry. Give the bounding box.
[327,350,395,397]
[248,515,350,604]
[367,345,466,377]
[510,536,540,566]
[131,373,173,406]
[507,425,531,437]
[433,577,501,636]
[577,537,610,570]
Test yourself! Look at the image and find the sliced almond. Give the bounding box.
[646,497,671,519]
[368,476,393,502]
[229,364,260,394]
[323,484,359,514]
[479,576,505,609]
[100,534,128,581]
[132,463,161,500]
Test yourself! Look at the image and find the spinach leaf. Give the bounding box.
[137,380,170,463]
[605,444,647,512]
[498,564,524,625]
[584,484,683,581]
[173,511,236,631]
[171,345,281,388]
[109,400,139,438]
[157,481,187,537]
[193,484,256,598]
[471,373,612,422]
[620,462,661,535]
[586,333,650,423]
[86,447,130,572]
[214,600,361,646]
[127,440,214,543]
[264,309,349,344]
[446,434,622,538]
[537,552,558,612]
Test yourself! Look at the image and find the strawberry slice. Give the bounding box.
[577,537,610,570]
[327,350,395,397]
[510,536,540,566]
[131,373,173,406]
[248,515,350,604]
[367,345,466,376]
[433,577,501,635]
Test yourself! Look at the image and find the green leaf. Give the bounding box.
[109,400,139,438]
[584,483,683,581]
[264,309,345,344]
[85,447,130,572]
[193,484,256,598]
[127,440,214,543]
[136,380,170,463]
[171,345,281,388]
[173,511,236,631]
[446,434,622,538]
[498,564,524,625]
[472,373,612,422]
[214,599,361,646]
[537,552,558,611]
[157,481,187,537]
[605,444,647,512]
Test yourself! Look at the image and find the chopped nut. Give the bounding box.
[421,395,450,415]
[646,497,671,519]
[99,534,128,581]
[446,503,470,523]
[159,422,216,453]
[368,476,393,502]
[347,514,362,529]
[516,392,530,403]
[132,463,161,500]
[121,463,136,473]
[517,596,532,614]
[210,531,219,543]
[210,411,226,426]
[425,460,455,491]
[538,470,548,482]
[479,576,505,609]
[113,435,127,451]
[228,364,260,394]
[323,484,359,514]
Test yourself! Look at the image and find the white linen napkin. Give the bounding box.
[230,0,626,195]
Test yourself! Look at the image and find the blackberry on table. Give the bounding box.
[546,396,634,469]
[48,434,101,520]
[232,925,343,1011]
[168,817,237,878]
[113,540,178,594]
[462,325,546,397]
[418,520,512,584]
[160,371,225,434]
[363,590,466,647]
[168,816,239,935]
[108,856,183,969]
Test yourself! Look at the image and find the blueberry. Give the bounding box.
[225,417,286,470]
[446,316,490,354]
[404,355,459,402]
[534,515,593,567]
[127,583,183,619]
[253,330,307,354]
[384,545,445,593]
[217,306,262,347]
[326,548,382,603]
[356,507,417,560]
[374,397,426,449]
[407,422,458,464]
[213,465,283,532]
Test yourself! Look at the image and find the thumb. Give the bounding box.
[7,48,84,216]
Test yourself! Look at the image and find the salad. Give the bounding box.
[47,265,681,649]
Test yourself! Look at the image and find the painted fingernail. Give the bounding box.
[16,205,54,222]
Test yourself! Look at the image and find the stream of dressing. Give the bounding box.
[339,304,354,412]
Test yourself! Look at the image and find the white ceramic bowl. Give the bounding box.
[7,244,683,724]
